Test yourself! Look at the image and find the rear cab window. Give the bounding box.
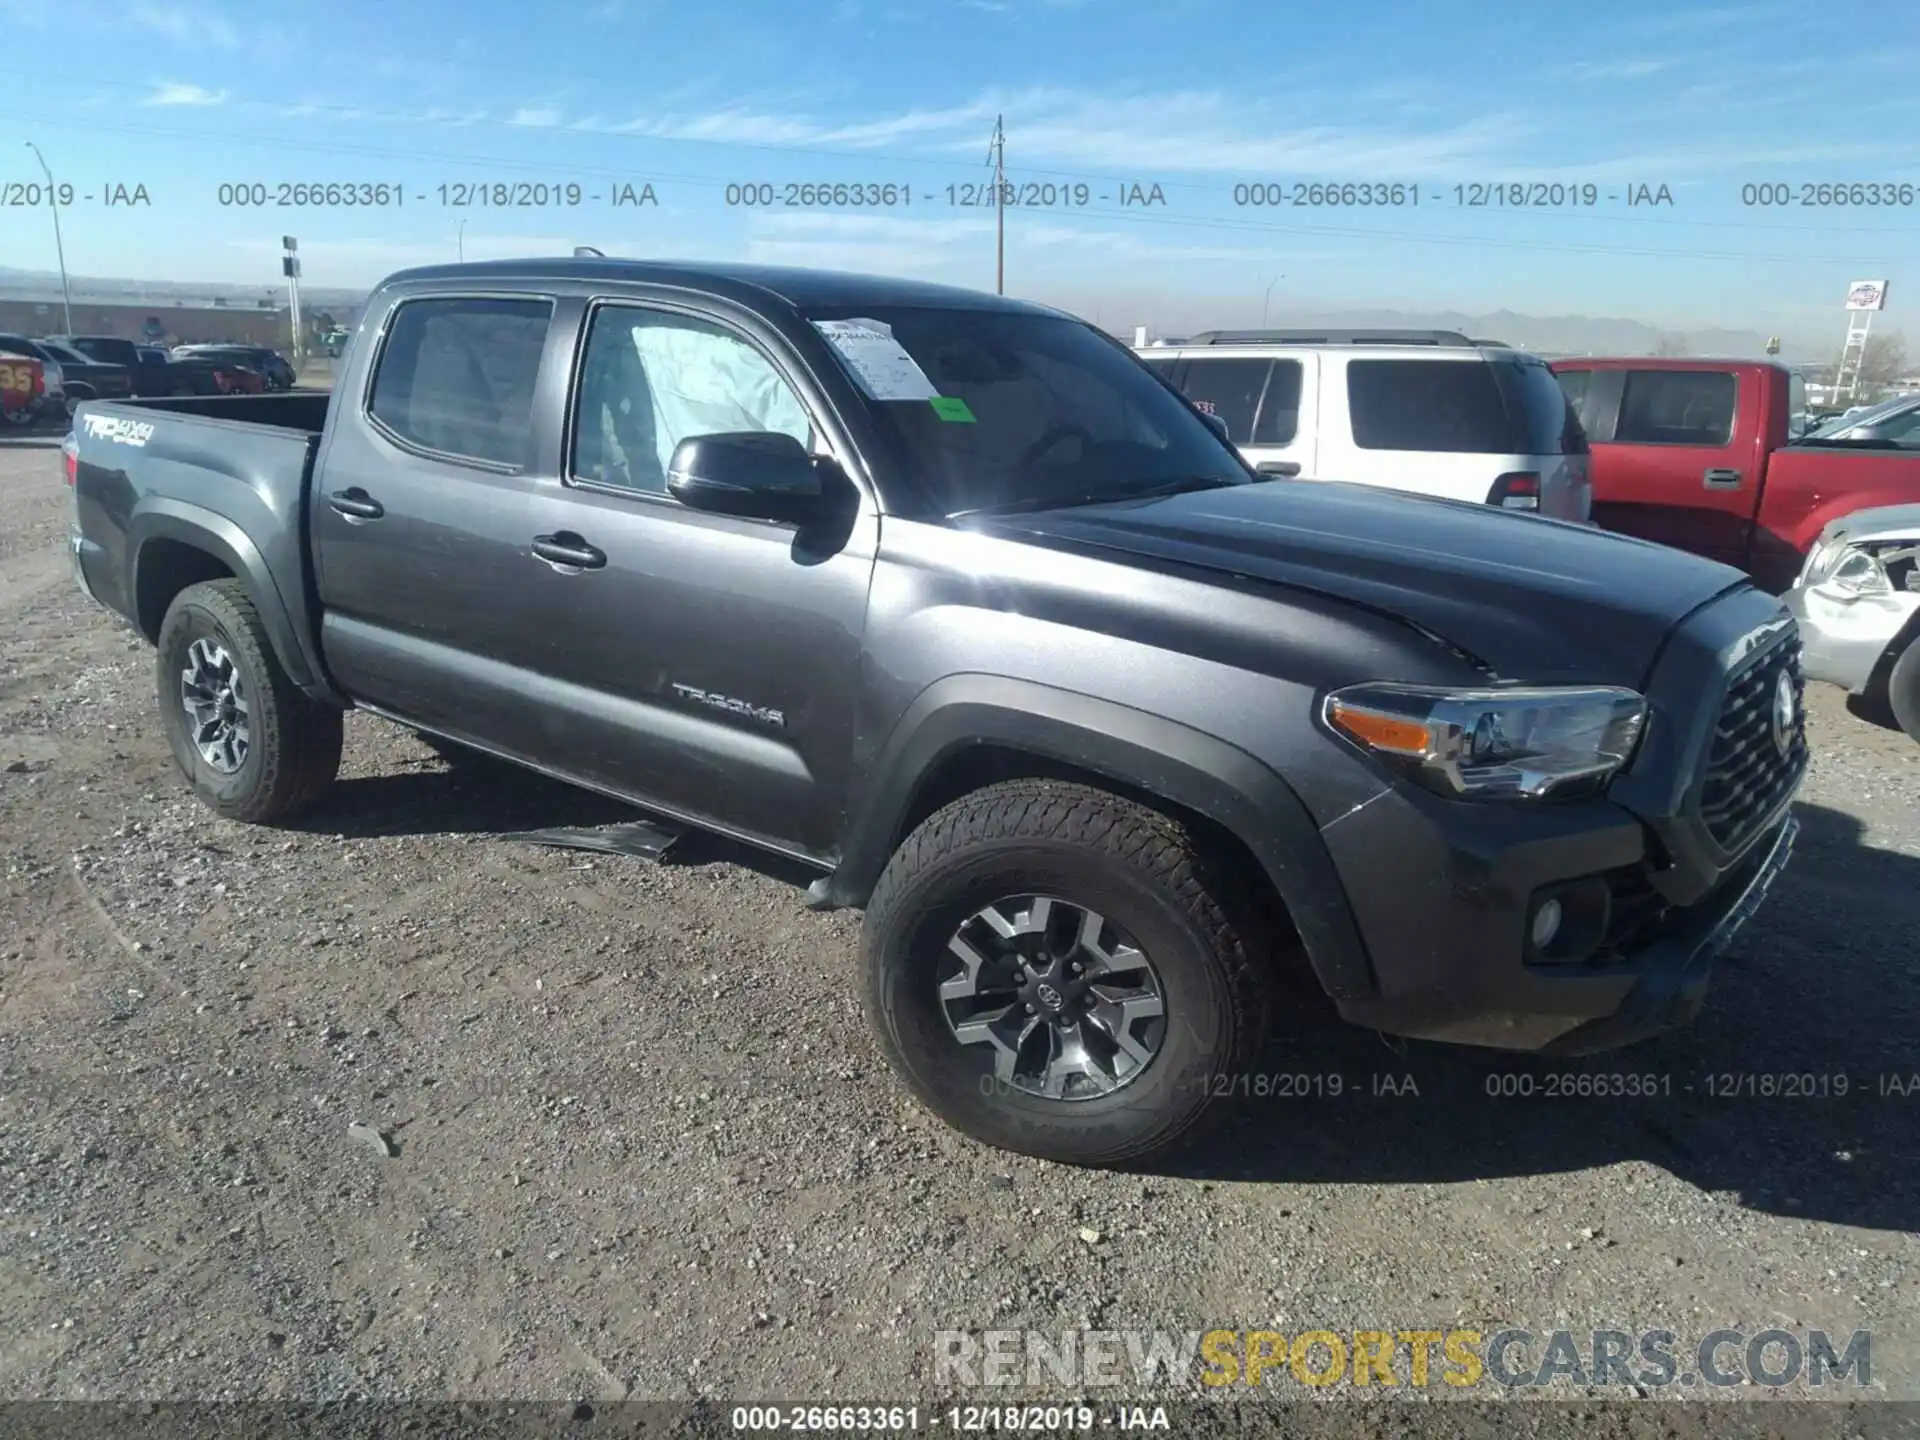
[1615,370,1737,447]
[73,338,140,367]
[366,296,553,469]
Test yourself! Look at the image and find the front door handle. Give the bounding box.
[531,533,607,571]
[327,488,384,520]
[1256,460,1302,477]
[1703,468,1743,490]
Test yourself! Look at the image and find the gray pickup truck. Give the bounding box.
[65,258,1807,1166]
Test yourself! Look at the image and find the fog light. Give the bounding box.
[1530,897,1564,950]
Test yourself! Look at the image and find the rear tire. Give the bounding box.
[156,579,343,823]
[1888,637,1920,744]
[862,779,1274,1167]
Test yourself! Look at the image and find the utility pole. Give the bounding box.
[1262,275,1281,326]
[987,115,1006,295]
[24,143,73,335]
[282,236,303,364]
[458,218,467,262]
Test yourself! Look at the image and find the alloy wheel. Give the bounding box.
[179,637,250,773]
[939,894,1167,1100]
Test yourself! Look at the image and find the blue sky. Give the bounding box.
[0,0,1915,346]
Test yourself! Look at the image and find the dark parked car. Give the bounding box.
[173,343,296,391]
[0,334,134,415]
[65,258,1806,1166]
[47,334,225,398]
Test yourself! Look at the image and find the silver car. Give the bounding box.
[1787,503,1920,742]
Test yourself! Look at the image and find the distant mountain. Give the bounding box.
[0,263,1877,363]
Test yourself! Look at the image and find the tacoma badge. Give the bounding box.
[670,682,785,728]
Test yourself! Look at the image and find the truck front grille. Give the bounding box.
[1698,633,1806,852]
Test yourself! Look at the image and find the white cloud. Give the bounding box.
[131,2,239,46]
[510,107,563,129]
[144,81,228,107]
[745,210,1331,270]
[1560,58,1675,81]
[1628,4,1770,35]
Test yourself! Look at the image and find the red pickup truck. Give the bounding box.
[1551,357,1920,591]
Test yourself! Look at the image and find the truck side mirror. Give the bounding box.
[666,431,822,521]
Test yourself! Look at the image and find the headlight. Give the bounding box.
[1800,536,1847,586]
[1323,683,1648,800]
[42,360,63,390]
[1828,547,1892,597]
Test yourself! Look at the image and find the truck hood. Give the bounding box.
[972,480,1747,688]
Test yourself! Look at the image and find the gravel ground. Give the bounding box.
[1,437,1916,1410]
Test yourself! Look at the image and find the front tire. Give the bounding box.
[862,780,1274,1166]
[156,579,343,823]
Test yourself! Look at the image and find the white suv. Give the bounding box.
[1135,330,1593,522]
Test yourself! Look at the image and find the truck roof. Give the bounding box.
[1548,356,1792,373]
[378,257,1065,317]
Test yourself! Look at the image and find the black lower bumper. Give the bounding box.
[1319,774,1799,1053]
[1540,814,1796,1054]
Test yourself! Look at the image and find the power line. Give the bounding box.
[0,109,1907,269]
[4,68,1919,238]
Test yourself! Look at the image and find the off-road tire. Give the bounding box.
[863,779,1275,1166]
[1888,637,1920,745]
[156,579,343,823]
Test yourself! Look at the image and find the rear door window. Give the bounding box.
[1346,358,1521,453]
[368,296,553,469]
[1176,357,1274,444]
[1250,360,1304,445]
[1614,370,1737,446]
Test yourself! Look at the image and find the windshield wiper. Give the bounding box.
[950,474,1241,519]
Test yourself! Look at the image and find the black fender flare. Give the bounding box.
[128,499,345,704]
[832,675,1376,1001]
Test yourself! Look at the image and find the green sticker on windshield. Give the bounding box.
[929,396,976,423]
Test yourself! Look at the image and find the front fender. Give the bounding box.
[129,499,343,704]
[832,674,1376,1002]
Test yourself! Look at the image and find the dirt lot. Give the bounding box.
[1,435,1916,1407]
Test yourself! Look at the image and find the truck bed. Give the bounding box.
[69,394,334,689]
[100,391,332,434]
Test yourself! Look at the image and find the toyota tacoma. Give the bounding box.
[66,258,1806,1165]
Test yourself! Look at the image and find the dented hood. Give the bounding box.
[972,480,1748,688]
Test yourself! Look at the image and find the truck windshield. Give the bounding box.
[804,306,1249,517]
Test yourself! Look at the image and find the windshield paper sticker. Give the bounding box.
[812,318,939,401]
[928,396,976,423]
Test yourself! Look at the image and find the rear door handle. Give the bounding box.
[327,488,384,520]
[1703,468,1743,490]
[1256,461,1302,477]
[531,533,607,571]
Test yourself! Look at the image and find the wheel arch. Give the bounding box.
[833,676,1376,1001]
[129,501,343,704]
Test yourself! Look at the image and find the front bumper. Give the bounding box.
[1542,815,1795,1054]
[1786,580,1918,694]
[1320,782,1798,1052]
[1311,589,1804,1053]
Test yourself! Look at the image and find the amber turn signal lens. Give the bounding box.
[1325,699,1433,757]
